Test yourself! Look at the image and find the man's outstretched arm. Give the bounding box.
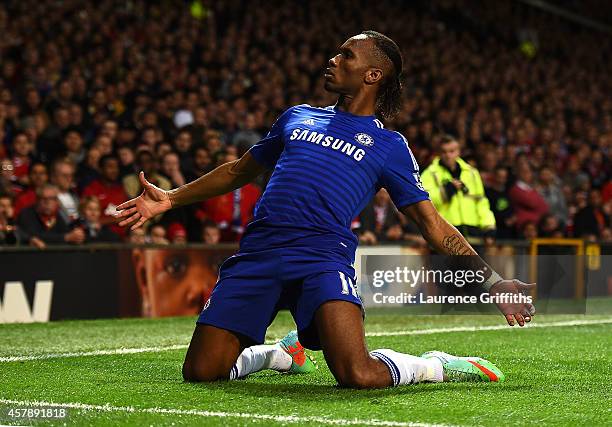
[401,200,536,326]
[115,152,266,229]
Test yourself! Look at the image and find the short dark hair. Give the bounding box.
[99,154,118,168]
[361,30,403,120]
[440,134,458,145]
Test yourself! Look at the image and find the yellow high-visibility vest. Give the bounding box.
[420,157,496,229]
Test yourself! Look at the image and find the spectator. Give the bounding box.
[539,214,564,238]
[191,146,213,178]
[38,107,71,161]
[79,196,121,243]
[537,166,569,227]
[174,130,195,173]
[149,224,169,245]
[0,159,20,197]
[573,190,609,240]
[421,135,496,240]
[1,0,611,245]
[522,222,539,240]
[50,159,80,222]
[10,133,33,186]
[232,113,262,155]
[196,180,261,242]
[0,194,18,245]
[204,130,223,157]
[128,228,146,245]
[17,184,85,246]
[358,189,403,245]
[563,156,590,192]
[167,222,188,244]
[123,150,171,199]
[509,163,549,230]
[161,152,186,187]
[485,166,516,239]
[76,146,102,191]
[13,162,49,217]
[201,220,221,245]
[117,145,136,178]
[61,130,85,165]
[82,155,127,236]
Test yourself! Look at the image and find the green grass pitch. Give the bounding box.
[0,310,611,426]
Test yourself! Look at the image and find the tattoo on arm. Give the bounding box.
[442,234,474,255]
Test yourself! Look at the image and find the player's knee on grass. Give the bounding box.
[182,355,233,382]
[182,324,245,382]
[333,362,384,389]
[326,355,388,389]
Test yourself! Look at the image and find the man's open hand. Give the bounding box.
[489,279,536,327]
[115,172,173,230]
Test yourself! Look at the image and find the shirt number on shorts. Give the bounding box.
[339,272,358,297]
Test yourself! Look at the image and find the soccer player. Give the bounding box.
[116,31,536,388]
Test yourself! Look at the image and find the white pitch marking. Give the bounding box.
[0,398,452,427]
[365,318,612,337]
[1,318,610,363]
[0,344,186,363]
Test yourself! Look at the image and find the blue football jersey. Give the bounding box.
[243,104,428,263]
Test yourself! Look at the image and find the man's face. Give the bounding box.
[0,197,13,220]
[30,164,48,188]
[133,249,218,317]
[1,159,13,179]
[95,136,113,155]
[589,190,602,207]
[129,228,146,244]
[518,164,533,184]
[55,109,70,128]
[175,132,192,152]
[64,131,83,152]
[87,148,101,168]
[138,153,156,175]
[195,148,211,170]
[540,168,553,185]
[162,153,180,174]
[101,158,120,182]
[70,104,83,124]
[52,163,74,192]
[102,121,118,139]
[118,147,134,166]
[440,141,461,166]
[13,134,31,156]
[495,169,508,186]
[82,200,100,223]
[202,226,220,244]
[37,187,59,216]
[325,36,375,95]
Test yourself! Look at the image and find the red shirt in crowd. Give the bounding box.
[603,181,612,204]
[82,179,128,237]
[13,188,36,217]
[12,156,30,179]
[508,181,549,229]
[197,183,261,241]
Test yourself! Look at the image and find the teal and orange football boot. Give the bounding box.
[421,351,505,382]
[278,330,317,374]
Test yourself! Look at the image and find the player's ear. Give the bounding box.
[364,68,383,85]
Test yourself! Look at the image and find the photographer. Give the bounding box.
[421,135,496,241]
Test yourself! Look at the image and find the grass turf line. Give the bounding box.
[0,313,610,426]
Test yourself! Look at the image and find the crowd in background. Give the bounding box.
[0,0,610,247]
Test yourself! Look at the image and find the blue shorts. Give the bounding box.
[197,248,362,350]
